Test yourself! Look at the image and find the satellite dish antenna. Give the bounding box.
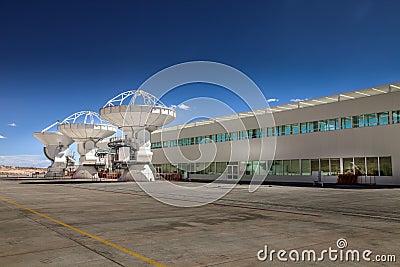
[99,90,176,181]
[58,111,117,179]
[33,121,74,178]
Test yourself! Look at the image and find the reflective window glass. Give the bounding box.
[301,159,311,175]
[379,157,392,176]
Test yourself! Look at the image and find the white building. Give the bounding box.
[151,82,400,185]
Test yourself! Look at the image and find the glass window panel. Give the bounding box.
[341,116,352,129]
[366,157,378,176]
[259,161,267,175]
[208,135,214,142]
[291,124,299,135]
[260,128,267,138]
[216,134,221,142]
[377,112,389,125]
[328,118,339,131]
[353,115,365,128]
[354,157,366,175]
[216,162,227,174]
[170,164,177,173]
[318,120,328,132]
[284,125,291,135]
[393,110,400,124]
[343,158,354,174]
[300,122,307,134]
[365,113,377,127]
[267,127,274,137]
[308,121,318,133]
[274,160,283,175]
[330,158,340,176]
[210,162,216,174]
[301,159,311,176]
[274,126,280,136]
[291,159,300,175]
[248,129,256,139]
[245,162,253,175]
[311,159,319,172]
[283,160,290,175]
[231,132,238,141]
[379,157,392,176]
[320,158,330,176]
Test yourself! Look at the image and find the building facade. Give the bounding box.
[151,82,400,185]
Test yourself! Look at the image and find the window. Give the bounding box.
[239,130,249,140]
[216,134,222,142]
[329,158,340,175]
[311,159,319,173]
[267,127,274,137]
[379,157,392,176]
[343,158,354,174]
[221,133,228,142]
[256,128,266,138]
[328,119,339,131]
[284,125,291,135]
[341,116,352,129]
[246,162,253,175]
[364,113,377,127]
[377,112,389,125]
[366,157,378,176]
[353,115,364,128]
[231,132,238,141]
[272,160,283,175]
[196,136,202,144]
[300,122,307,134]
[318,120,328,132]
[393,110,400,124]
[308,121,318,133]
[291,124,299,134]
[275,126,282,136]
[301,159,311,176]
[248,129,256,139]
[354,157,366,175]
[290,159,300,175]
[320,158,330,176]
[216,162,227,174]
[283,160,290,175]
[259,161,267,175]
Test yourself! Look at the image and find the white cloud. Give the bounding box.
[170,104,177,109]
[290,98,308,102]
[0,135,6,139]
[0,155,51,168]
[267,98,279,103]
[8,122,17,127]
[177,103,190,110]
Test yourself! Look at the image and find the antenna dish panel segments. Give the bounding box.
[100,105,176,129]
[58,110,117,141]
[58,123,117,141]
[33,131,74,146]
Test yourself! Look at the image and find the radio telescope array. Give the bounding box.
[33,90,175,181]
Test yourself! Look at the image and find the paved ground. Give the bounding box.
[0,180,399,266]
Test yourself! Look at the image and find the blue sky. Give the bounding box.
[0,0,399,166]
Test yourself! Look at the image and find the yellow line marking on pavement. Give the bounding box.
[0,196,167,267]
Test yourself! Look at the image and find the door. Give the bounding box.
[227,164,239,179]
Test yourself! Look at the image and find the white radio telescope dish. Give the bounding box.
[99,90,176,181]
[58,111,117,179]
